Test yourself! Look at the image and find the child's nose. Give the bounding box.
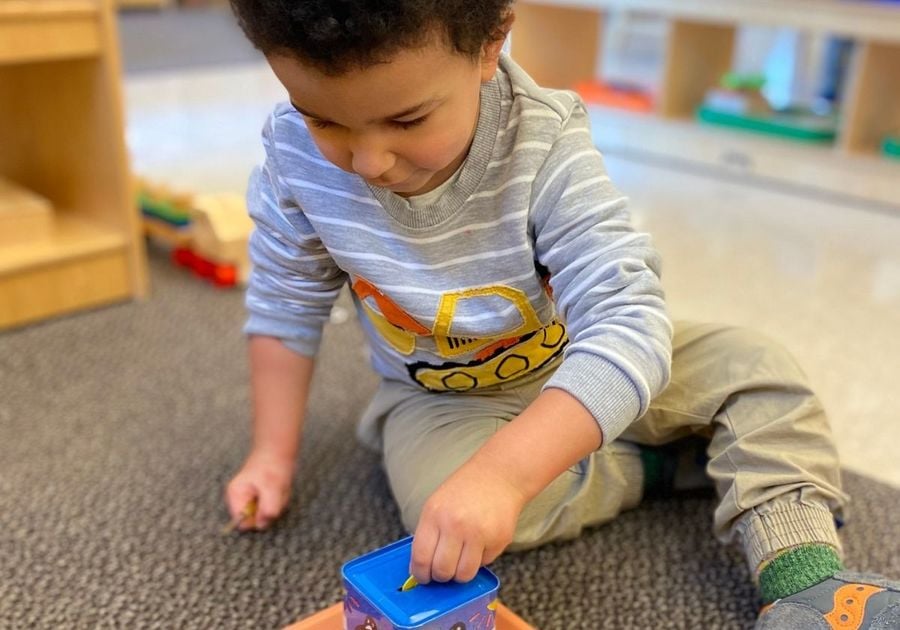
[351,144,396,181]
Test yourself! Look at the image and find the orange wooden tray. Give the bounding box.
[284,601,534,630]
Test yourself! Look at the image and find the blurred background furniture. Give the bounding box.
[512,0,900,210]
[0,0,148,330]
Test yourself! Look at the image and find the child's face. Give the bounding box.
[268,33,502,197]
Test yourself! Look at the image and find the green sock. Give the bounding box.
[639,447,666,496]
[758,544,844,604]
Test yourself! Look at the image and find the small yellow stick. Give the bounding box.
[400,575,419,592]
[221,498,258,535]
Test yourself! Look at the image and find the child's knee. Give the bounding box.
[702,324,807,384]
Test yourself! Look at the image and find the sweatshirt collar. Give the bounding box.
[367,75,502,230]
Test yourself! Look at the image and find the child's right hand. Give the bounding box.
[225,448,294,531]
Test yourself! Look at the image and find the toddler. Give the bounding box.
[223,1,900,626]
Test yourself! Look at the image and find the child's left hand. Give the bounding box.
[409,459,527,584]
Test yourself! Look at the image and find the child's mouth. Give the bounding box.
[373,177,410,190]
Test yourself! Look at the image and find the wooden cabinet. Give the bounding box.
[117,0,170,8]
[511,0,900,211]
[0,0,147,329]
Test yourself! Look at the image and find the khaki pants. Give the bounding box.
[358,321,849,573]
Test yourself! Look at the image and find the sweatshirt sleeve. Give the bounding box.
[243,113,347,357]
[531,102,672,444]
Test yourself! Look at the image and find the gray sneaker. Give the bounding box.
[755,571,900,629]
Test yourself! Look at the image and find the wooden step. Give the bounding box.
[0,178,54,247]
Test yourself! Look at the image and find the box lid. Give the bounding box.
[342,537,500,629]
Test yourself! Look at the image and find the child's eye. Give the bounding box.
[391,116,428,130]
[308,118,333,130]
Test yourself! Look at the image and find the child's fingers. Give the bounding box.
[482,542,504,566]
[430,534,463,583]
[254,487,286,530]
[225,483,259,529]
[236,497,259,531]
[226,482,255,518]
[410,522,440,584]
[220,485,259,534]
[455,541,483,583]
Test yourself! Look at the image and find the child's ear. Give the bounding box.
[480,11,515,82]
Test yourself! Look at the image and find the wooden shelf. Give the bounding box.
[117,0,171,9]
[526,0,900,43]
[841,41,900,155]
[0,0,147,329]
[0,216,131,329]
[0,1,102,65]
[0,215,126,275]
[512,0,900,212]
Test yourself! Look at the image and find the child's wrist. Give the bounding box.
[250,442,298,469]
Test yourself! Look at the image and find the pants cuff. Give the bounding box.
[735,501,842,577]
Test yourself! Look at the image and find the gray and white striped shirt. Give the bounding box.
[244,54,672,443]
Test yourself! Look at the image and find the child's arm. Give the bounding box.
[225,335,314,530]
[226,111,346,530]
[410,387,600,584]
[412,99,672,583]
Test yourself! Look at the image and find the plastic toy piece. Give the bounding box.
[139,180,196,251]
[220,498,257,535]
[137,181,193,227]
[400,575,418,592]
[699,73,770,117]
[574,80,654,113]
[697,105,839,143]
[698,72,838,144]
[720,72,766,92]
[884,135,900,160]
[139,192,192,227]
[138,180,253,287]
[172,247,239,288]
[701,88,771,117]
[283,601,535,630]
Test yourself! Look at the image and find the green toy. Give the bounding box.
[697,106,839,143]
[698,72,839,144]
[883,135,900,160]
[138,191,192,227]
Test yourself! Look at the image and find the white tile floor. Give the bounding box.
[124,62,900,489]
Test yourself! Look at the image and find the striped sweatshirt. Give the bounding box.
[244,54,672,444]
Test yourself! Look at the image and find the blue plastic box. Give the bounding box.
[342,537,500,630]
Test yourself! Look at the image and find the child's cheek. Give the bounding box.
[413,127,472,171]
[311,137,354,173]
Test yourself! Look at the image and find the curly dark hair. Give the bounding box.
[229,0,514,74]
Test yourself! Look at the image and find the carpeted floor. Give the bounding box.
[1,250,898,629]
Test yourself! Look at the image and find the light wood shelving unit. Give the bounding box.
[117,0,171,9]
[511,0,900,211]
[0,0,148,330]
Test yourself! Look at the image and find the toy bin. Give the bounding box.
[342,537,500,630]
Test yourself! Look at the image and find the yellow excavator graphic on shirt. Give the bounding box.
[352,277,568,392]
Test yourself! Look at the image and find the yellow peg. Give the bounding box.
[221,498,258,535]
[400,575,419,592]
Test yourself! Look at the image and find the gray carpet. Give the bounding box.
[1,249,899,629]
